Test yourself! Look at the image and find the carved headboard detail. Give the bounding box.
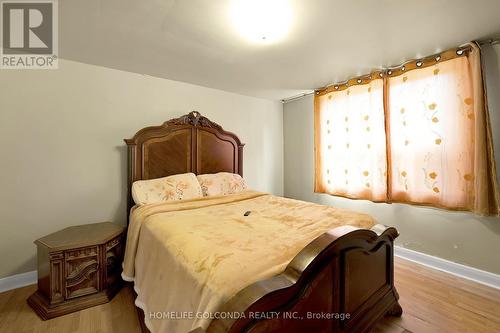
[165,111,223,129]
[124,111,244,215]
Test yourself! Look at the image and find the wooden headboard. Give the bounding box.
[124,111,244,213]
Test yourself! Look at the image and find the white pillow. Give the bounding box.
[132,173,202,205]
[196,172,247,197]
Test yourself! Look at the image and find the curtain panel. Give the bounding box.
[314,78,387,201]
[314,43,500,216]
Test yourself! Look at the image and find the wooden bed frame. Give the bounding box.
[124,111,402,333]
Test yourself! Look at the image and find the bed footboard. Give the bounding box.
[207,224,401,333]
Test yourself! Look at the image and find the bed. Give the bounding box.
[123,111,402,333]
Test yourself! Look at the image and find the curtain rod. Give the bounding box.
[479,38,500,45]
[282,40,493,104]
[315,45,471,96]
[281,91,314,104]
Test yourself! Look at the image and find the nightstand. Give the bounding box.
[28,222,125,319]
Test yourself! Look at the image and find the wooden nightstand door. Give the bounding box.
[64,246,100,299]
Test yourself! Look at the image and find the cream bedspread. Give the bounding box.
[122,191,375,333]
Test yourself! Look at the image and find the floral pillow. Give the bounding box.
[132,173,203,205]
[196,172,247,197]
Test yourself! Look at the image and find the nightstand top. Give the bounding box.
[35,222,125,251]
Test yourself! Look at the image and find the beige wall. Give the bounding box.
[283,43,500,275]
[0,60,283,278]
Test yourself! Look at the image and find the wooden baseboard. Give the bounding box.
[395,246,500,290]
[0,270,37,293]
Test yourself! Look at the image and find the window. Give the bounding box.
[314,44,500,215]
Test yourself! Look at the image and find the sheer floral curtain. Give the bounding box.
[314,43,500,216]
[388,44,500,214]
[387,56,475,209]
[314,78,387,201]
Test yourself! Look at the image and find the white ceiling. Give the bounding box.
[60,0,500,100]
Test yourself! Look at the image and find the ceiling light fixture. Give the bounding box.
[230,0,292,43]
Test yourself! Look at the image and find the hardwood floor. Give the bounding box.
[0,282,141,333]
[1,257,499,333]
[375,258,500,333]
